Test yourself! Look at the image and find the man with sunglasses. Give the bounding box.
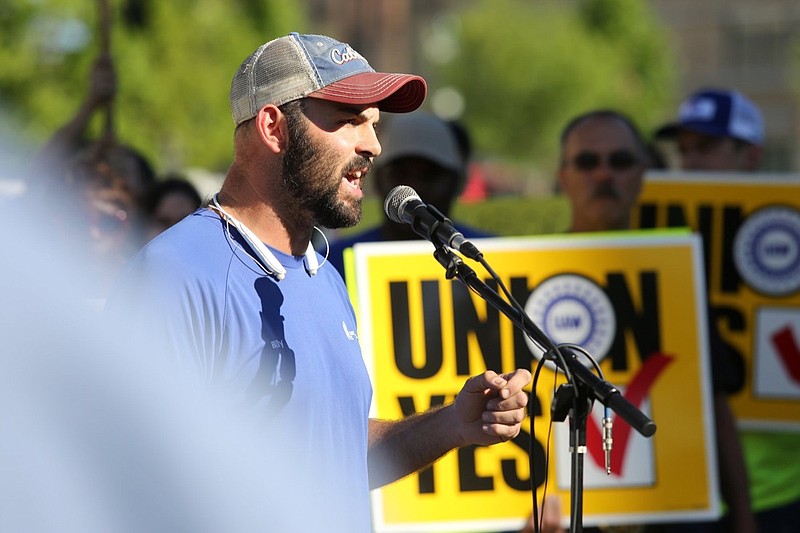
[557,110,649,233]
[520,110,649,532]
[537,110,755,533]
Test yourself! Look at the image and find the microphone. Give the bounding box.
[384,185,483,260]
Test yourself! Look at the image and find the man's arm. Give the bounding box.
[35,53,116,171]
[367,368,531,489]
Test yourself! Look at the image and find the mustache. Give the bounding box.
[591,183,620,199]
[342,156,373,180]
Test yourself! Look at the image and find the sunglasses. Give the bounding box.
[570,150,639,171]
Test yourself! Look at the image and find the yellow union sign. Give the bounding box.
[348,231,718,532]
[635,173,800,428]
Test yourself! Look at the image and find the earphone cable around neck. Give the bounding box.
[313,225,330,269]
[209,195,282,278]
[209,193,327,278]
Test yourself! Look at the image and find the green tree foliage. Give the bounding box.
[0,0,304,173]
[432,0,676,172]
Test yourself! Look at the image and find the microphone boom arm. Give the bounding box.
[432,246,656,438]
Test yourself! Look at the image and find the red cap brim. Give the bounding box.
[308,72,427,113]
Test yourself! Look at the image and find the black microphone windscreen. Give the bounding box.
[384,185,419,223]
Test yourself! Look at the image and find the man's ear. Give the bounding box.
[254,105,285,154]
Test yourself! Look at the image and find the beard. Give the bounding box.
[281,108,369,229]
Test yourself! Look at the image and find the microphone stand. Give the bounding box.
[431,245,656,533]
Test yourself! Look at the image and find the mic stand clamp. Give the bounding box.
[416,203,451,248]
[433,245,461,280]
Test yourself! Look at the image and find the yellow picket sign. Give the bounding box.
[348,231,718,532]
[635,173,800,428]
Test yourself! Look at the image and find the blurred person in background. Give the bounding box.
[656,88,800,533]
[31,52,156,205]
[654,88,763,172]
[27,51,156,301]
[28,52,156,245]
[58,154,140,303]
[518,109,754,533]
[0,112,305,533]
[327,110,492,279]
[140,173,203,242]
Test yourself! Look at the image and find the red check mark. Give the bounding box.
[586,353,673,476]
[771,325,800,385]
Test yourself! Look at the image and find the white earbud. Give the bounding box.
[304,241,319,276]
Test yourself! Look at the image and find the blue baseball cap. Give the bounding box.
[655,88,764,146]
[230,32,427,125]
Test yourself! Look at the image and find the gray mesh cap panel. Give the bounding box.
[229,37,318,125]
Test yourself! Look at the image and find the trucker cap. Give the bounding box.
[230,32,427,125]
[655,88,764,146]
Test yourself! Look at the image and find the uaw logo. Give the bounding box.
[733,205,800,297]
[523,273,616,368]
[525,273,661,487]
[331,45,365,66]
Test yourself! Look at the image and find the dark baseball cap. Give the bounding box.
[655,88,764,146]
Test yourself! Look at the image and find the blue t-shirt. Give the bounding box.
[106,208,373,532]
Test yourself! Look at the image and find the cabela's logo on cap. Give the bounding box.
[331,45,365,66]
